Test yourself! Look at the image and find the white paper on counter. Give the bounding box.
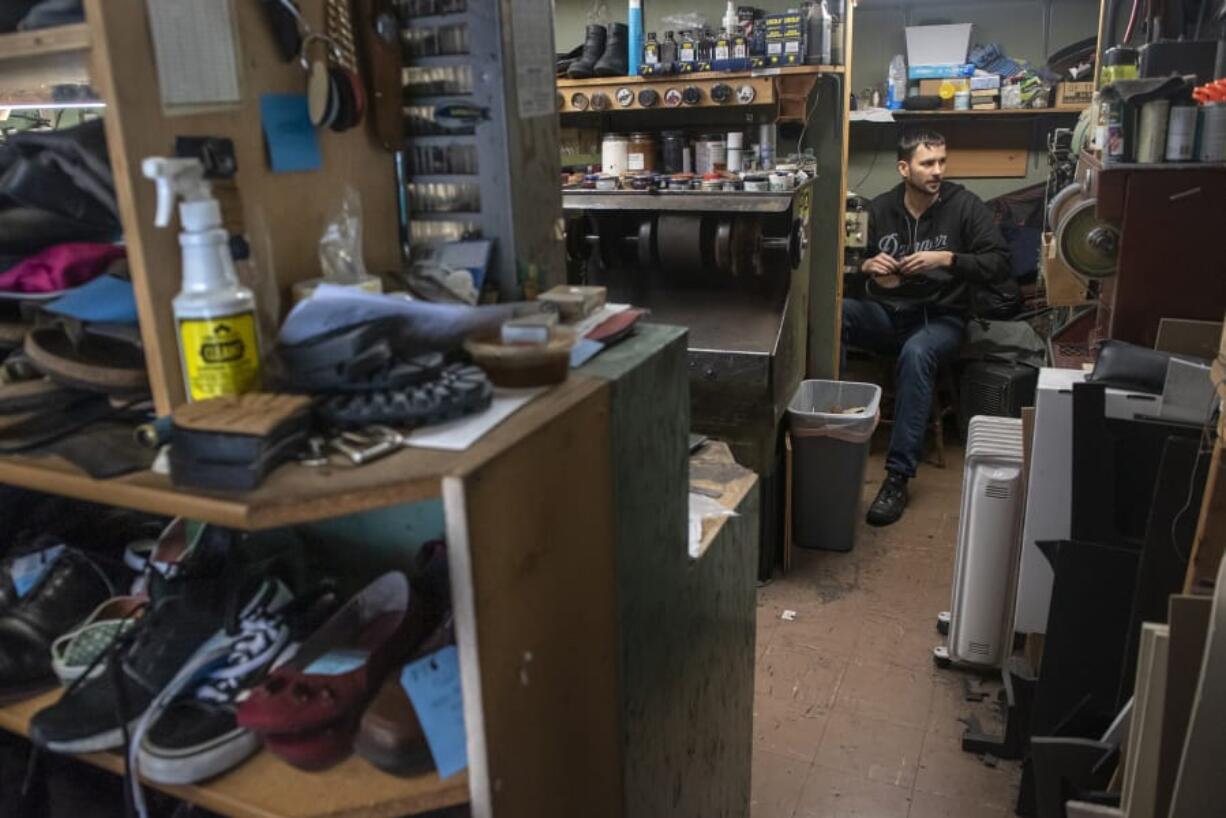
[572,303,631,337]
[405,388,545,451]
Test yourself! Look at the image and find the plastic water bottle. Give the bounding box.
[628,0,643,75]
[887,54,907,110]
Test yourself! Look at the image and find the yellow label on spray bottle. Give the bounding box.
[178,311,261,401]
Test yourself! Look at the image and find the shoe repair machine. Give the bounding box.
[562,184,813,493]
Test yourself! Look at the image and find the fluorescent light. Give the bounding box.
[0,102,106,111]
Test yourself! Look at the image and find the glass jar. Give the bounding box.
[601,133,630,176]
[627,132,658,173]
[661,130,686,174]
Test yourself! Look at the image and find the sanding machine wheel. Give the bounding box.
[1055,197,1118,279]
[714,218,733,275]
[657,214,706,274]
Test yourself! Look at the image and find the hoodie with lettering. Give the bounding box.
[863,181,1011,311]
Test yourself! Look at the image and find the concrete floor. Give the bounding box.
[752,449,1023,818]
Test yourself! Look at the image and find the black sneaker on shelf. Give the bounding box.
[134,582,338,787]
[865,471,909,527]
[27,528,253,754]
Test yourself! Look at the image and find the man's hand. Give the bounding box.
[861,253,900,277]
[898,250,954,275]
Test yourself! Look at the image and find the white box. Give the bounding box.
[905,23,973,67]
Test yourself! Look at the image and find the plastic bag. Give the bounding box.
[661,12,709,30]
[318,186,372,286]
[586,0,610,25]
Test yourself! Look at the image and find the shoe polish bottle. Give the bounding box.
[143,157,262,402]
[628,0,643,76]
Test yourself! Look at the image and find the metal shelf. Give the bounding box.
[562,188,802,214]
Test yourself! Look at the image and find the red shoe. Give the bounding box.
[237,572,410,767]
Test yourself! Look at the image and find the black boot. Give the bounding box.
[566,24,608,79]
[593,22,629,76]
[556,42,584,76]
[866,471,909,527]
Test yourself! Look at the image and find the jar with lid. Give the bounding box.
[601,133,630,176]
[627,132,657,172]
[661,130,686,173]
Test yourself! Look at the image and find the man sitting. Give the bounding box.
[844,128,1011,526]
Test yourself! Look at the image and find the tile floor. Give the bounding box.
[752,449,1022,818]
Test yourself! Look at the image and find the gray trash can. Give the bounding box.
[788,379,882,552]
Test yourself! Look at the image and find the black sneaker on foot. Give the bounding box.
[866,472,909,527]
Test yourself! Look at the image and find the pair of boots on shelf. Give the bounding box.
[558,23,628,79]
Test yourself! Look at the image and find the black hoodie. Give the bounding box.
[863,181,1011,312]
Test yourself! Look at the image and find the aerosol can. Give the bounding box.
[143,157,262,401]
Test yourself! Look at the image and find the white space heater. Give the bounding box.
[934,416,1026,669]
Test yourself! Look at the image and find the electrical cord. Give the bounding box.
[852,129,883,193]
[1123,0,1142,43]
[1170,359,1224,564]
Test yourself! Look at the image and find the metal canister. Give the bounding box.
[1101,96,1127,165]
[1135,99,1169,164]
[1198,103,1226,163]
[601,133,630,176]
[743,174,769,192]
[1165,103,1197,162]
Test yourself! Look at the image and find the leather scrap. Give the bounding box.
[23,325,148,396]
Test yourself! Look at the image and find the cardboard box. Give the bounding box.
[1056,81,1094,107]
[905,23,972,66]
[1041,231,1091,307]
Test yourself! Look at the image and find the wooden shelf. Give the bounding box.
[0,689,468,818]
[0,23,91,61]
[896,105,1086,116]
[0,23,93,106]
[0,375,603,531]
[556,64,843,89]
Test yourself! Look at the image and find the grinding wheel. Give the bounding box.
[1056,198,1118,278]
[732,216,762,277]
[714,219,733,275]
[637,217,657,268]
[658,214,705,274]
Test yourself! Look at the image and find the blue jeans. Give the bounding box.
[841,299,964,478]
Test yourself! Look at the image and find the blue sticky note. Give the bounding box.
[45,275,138,324]
[570,337,605,368]
[401,646,467,778]
[10,544,65,598]
[260,94,322,173]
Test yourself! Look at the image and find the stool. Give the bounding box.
[843,349,960,468]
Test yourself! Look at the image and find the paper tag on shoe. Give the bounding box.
[401,645,467,778]
[10,544,65,598]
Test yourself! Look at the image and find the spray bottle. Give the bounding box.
[142,157,262,402]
